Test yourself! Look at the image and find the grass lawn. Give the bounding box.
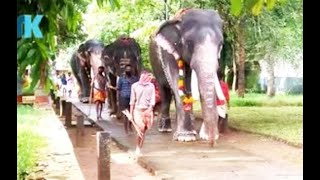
[229,93,303,107]
[17,105,46,180]
[229,106,302,146]
[171,93,303,146]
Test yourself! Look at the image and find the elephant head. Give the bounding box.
[70,40,105,102]
[150,8,226,146]
[101,35,143,116]
[102,35,142,77]
[81,39,105,76]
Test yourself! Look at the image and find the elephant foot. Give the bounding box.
[173,130,197,142]
[158,117,172,133]
[80,97,89,103]
[110,114,117,119]
[199,122,219,141]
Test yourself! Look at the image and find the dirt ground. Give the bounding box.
[219,130,303,169]
[65,126,302,180]
[55,106,302,180]
[66,126,156,180]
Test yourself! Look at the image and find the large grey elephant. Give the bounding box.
[102,35,143,116]
[70,39,105,103]
[149,8,226,146]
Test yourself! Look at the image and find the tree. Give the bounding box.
[230,0,287,16]
[17,0,119,98]
[245,0,302,96]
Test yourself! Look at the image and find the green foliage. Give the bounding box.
[17,105,46,180]
[230,0,243,16]
[246,0,302,62]
[229,106,302,146]
[17,0,119,92]
[93,0,166,68]
[230,0,287,16]
[244,61,261,92]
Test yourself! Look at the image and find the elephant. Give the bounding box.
[70,39,105,103]
[149,8,226,146]
[102,35,143,116]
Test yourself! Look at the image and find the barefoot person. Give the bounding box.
[92,66,107,121]
[129,71,156,155]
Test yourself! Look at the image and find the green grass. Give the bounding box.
[229,93,303,107]
[228,106,303,146]
[170,93,303,146]
[172,93,302,111]
[17,105,46,180]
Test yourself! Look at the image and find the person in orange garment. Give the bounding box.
[92,66,107,121]
[216,69,230,133]
[129,71,156,156]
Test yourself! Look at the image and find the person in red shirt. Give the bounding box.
[150,74,161,117]
[216,69,230,133]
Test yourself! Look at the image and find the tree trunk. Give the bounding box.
[34,61,50,107]
[266,58,276,97]
[236,20,246,98]
[232,43,237,92]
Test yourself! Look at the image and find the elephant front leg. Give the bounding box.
[158,86,172,132]
[79,68,90,103]
[172,97,197,142]
[172,65,197,142]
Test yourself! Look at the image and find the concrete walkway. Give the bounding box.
[33,108,85,180]
[71,100,303,180]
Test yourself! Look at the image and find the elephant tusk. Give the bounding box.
[214,73,225,101]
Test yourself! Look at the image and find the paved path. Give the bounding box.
[30,108,85,180]
[72,100,303,180]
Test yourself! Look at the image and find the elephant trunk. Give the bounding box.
[190,36,225,145]
[90,51,104,76]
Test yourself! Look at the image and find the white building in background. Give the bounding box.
[191,57,303,100]
[259,58,303,94]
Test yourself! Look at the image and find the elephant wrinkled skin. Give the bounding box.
[149,8,226,146]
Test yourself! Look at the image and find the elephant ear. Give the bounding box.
[153,19,182,60]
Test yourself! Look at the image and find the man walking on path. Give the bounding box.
[129,71,156,156]
[117,65,139,134]
[92,66,107,121]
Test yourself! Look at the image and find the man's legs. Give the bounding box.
[95,101,100,120]
[136,111,150,155]
[99,101,103,120]
[135,127,146,155]
[218,114,228,134]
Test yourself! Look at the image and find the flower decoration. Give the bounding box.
[177,59,193,111]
